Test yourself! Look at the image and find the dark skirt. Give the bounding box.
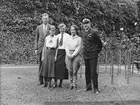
[55,49,68,79]
[40,48,56,78]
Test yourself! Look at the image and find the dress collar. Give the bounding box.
[71,35,78,39]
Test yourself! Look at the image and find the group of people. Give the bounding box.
[34,13,102,94]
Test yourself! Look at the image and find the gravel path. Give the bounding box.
[1,65,140,105]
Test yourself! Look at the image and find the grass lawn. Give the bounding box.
[1,65,140,105]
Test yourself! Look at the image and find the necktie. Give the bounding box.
[44,25,47,36]
[59,33,63,46]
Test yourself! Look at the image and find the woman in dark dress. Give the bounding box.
[41,25,58,88]
[53,23,70,88]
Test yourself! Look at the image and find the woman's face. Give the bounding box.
[59,26,66,33]
[70,26,76,35]
[49,27,55,35]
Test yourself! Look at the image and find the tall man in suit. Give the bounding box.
[35,13,51,85]
[82,18,102,94]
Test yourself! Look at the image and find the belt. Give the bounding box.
[69,50,75,51]
[46,47,55,50]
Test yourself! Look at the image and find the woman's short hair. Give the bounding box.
[71,24,79,31]
[50,25,56,30]
[58,23,66,29]
[42,13,49,17]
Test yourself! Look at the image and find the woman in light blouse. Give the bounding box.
[41,25,58,88]
[65,25,82,90]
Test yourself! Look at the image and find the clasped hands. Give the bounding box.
[67,51,75,59]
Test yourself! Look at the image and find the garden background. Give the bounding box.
[1,0,140,64]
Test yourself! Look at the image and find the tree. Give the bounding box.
[0,0,139,64]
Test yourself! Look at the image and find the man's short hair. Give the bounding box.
[42,13,49,17]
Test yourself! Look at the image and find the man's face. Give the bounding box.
[42,15,49,24]
[83,22,91,31]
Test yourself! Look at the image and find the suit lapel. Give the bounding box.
[39,24,50,38]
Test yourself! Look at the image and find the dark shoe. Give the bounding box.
[73,86,77,91]
[70,86,73,90]
[48,83,52,89]
[42,84,47,87]
[58,84,62,88]
[37,82,43,86]
[94,89,99,95]
[85,88,92,91]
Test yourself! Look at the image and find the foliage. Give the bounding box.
[0,0,139,64]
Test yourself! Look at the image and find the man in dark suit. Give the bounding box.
[35,13,51,85]
[82,18,102,94]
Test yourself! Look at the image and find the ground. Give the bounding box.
[0,65,140,105]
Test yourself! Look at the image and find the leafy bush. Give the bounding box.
[0,0,139,64]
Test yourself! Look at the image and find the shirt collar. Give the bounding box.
[43,24,48,27]
[71,35,78,39]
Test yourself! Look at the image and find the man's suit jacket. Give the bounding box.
[34,24,51,53]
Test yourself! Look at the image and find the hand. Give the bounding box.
[54,56,57,61]
[68,54,73,59]
[35,50,38,55]
[41,56,44,61]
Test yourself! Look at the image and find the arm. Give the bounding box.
[41,38,46,61]
[35,27,39,51]
[97,35,103,53]
[72,38,82,58]
[93,30,103,53]
[65,41,72,58]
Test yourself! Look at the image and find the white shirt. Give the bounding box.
[45,35,57,48]
[65,35,82,57]
[56,32,70,49]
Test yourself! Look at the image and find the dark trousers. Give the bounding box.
[84,58,98,90]
[38,52,43,84]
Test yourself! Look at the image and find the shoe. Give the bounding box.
[73,87,77,91]
[52,85,57,88]
[94,89,99,95]
[70,86,73,90]
[58,84,62,88]
[42,84,47,87]
[37,82,43,86]
[48,84,52,89]
[85,88,92,91]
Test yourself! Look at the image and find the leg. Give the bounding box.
[43,77,48,87]
[69,68,73,89]
[89,58,99,93]
[38,52,43,84]
[84,59,92,91]
[48,78,52,88]
[73,55,81,90]
[66,56,73,89]
[53,79,57,88]
[59,79,63,87]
